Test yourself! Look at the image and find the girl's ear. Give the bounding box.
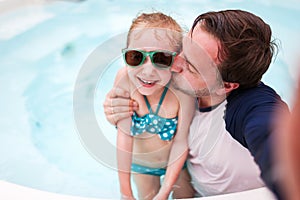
[216,82,239,96]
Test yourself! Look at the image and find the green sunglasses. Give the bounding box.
[122,49,177,69]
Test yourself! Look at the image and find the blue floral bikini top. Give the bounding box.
[131,86,178,141]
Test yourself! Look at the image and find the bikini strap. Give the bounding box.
[143,81,170,115]
[155,82,170,115]
[143,95,153,113]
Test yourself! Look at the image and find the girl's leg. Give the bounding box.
[172,168,195,199]
[132,173,161,200]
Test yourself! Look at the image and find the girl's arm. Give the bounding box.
[117,125,134,199]
[113,68,135,199]
[154,90,195,199]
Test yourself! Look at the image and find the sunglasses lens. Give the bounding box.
[152,52,174,68]
[124,50,144,66]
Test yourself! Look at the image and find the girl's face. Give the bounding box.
[126,29,176,96]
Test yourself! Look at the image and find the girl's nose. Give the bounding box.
[141,57,155,75]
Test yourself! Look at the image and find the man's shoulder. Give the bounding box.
[224,82,283,147]
[225,82,286,130]
[227,82,281,105]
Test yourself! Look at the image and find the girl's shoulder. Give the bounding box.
[113,67,130,92]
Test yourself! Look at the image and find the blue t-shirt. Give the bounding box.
[225,82,289,199]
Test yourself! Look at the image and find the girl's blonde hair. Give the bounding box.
[127,12,183,52]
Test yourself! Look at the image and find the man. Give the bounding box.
[275,75,300,200]
[103,10,289,199]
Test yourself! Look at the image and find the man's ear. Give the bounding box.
[224,82,239,92]
[216,82,239,95]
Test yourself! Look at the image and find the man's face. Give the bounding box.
[171,24,223,98]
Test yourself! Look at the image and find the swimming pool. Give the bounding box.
[0,0,299,199]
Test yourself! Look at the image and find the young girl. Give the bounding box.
[113,12,195,200]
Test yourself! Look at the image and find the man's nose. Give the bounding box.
[171,55,183,73]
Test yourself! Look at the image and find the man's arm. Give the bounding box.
[274,77,300,200]
[226,84,289,199]
[103,80,138,125]
[246,100,289,200]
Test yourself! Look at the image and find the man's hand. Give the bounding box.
[103,87,138,125]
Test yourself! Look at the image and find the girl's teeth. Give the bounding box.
[141,78,154,84]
